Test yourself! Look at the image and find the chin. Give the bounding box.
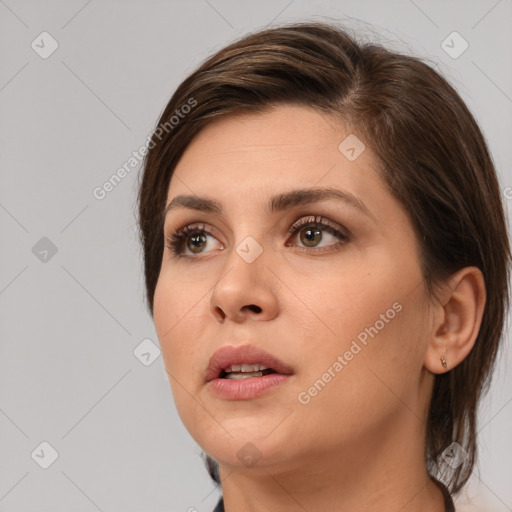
[200,429,292,470]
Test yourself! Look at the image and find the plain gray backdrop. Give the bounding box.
[1,1,511,511]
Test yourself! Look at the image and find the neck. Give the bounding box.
[217,413,446,512]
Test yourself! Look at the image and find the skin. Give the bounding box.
[153,104,486,512]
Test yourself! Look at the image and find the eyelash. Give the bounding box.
[165,215,350,258]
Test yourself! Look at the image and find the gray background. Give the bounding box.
[1,0,511,511]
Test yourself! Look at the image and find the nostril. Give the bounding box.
[245,305,262,313]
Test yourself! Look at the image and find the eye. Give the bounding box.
[165,215,350,258]
[286,215,349,252]
[165,223,222,257]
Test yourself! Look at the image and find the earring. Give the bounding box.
[441,355,448,368]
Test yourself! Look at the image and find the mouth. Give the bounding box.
[205,344,294,383]
[206,348,294,400]
[219,364,279,380]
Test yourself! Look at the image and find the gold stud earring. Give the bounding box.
[441,355,448,368]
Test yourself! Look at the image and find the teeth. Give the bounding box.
[225,371,263,380]
[224,363,268,373]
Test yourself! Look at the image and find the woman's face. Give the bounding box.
[153,104,434,473]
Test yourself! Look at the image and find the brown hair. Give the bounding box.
[137,20,511,496]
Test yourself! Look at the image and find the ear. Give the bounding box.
[424,266,486,374]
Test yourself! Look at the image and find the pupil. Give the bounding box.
[301,228,322,247]
[187,234,206,253]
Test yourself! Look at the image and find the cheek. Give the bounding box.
[293,253,428,399]
[153,273,205,382]
[293,295,428,449]
[288,258,400,349]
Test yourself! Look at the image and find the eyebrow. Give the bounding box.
[163,187,374,220]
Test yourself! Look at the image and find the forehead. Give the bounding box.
[176,105,346,160]
[167,105,381,201]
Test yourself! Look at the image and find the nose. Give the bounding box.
[209,244,279,323]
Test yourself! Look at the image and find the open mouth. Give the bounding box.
[219,367,278,380]
[205,345,294,385]
[206,350,293,399]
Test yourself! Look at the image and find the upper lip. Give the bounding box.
[205,344,294,382]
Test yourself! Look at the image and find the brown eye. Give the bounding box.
[186,233,208,254]
[299,226,323,247]
[165,224,222,257]
[287,215,350,252]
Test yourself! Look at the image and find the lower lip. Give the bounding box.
[207,373,291,400]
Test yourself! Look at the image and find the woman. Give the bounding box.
[137,21,511,511]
